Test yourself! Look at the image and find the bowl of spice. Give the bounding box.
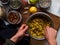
[7,10,22,24]
[1,0,9,4]
[10,0,22,9]
[39,0,51,9]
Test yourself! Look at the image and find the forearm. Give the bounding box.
[48,39,57,45]
[10,35,19,43]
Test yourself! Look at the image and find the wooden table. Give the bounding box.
[21,6,60,30]
[21,5,60,45]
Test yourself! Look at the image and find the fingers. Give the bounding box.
[44,26,49,32]
[45,26,57,34]
[46,26,50,30]
[23,26,28,32]
[24,34,29,36]
[44,26,50,36]
[19,24,26,30]
[19,24,28,32]
[20,24,29,36]
[50,27,57,33]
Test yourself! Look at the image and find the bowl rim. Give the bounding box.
[30,35,45,40]
[9,0,22,9]
[1,0,9,4]
[26,12,54,40]
[39,0,51,8]
[27,12,54,27]
[7,10,22,24]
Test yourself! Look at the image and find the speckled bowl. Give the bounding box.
[39,0,51,9]
[27,12,54,40]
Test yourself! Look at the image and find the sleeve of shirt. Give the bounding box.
[3,39,15,45]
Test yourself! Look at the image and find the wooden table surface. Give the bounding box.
[21,5,60,45]
[21,6,60,30]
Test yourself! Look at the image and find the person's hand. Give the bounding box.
[15,24,28,37]
[10,24,28,43]
[45,26,57,45]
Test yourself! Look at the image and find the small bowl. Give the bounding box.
[27,12,54,40]
[1,0,9,4]
[39,0,51,9]
[7,10,22,24]
[10,0,22,10]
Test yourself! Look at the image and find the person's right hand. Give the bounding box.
[44,26,57,45]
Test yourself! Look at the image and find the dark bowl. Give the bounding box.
[27,12,54,40]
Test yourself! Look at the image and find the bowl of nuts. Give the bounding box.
[7,10,22,24]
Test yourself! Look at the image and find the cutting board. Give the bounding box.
[21,6,60,45]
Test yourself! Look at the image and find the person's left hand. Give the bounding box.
[15,24,29,38]
[10,24,29,43]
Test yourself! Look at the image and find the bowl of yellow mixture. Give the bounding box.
[27,12,54,40]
